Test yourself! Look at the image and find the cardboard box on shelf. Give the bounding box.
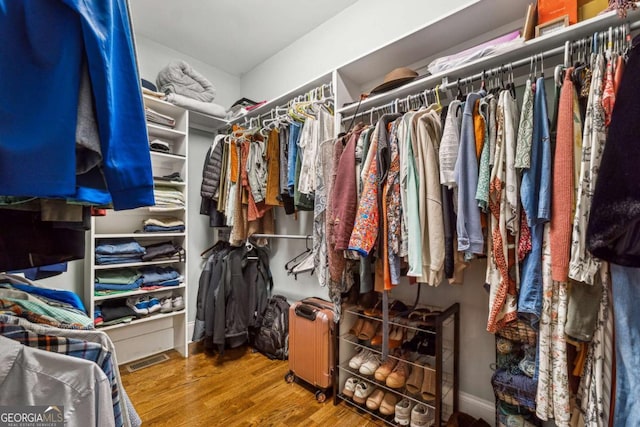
[578,0,609,21]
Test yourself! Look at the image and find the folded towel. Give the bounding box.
[165,92,227,118]
[157,60,216,103]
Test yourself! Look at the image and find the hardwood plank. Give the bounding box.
[120,347,384,426]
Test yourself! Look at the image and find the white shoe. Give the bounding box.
[353,381,375,405]
[342,377,358,398]
[348,348,371,370]
[395,398,413,426]
[359,352,381,376]
[160,297,173,313]
[172,295,185,311]
[410,404,434,427]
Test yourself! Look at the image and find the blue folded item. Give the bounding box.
[143,225,185,233]
[142,278,180,287]
[94,278,143,291]
[95,239,145,255]
[9,282,86,313]
[139,266,180,284]
[10,262,68,280]
[95,255,143,265]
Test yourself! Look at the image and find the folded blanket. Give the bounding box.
[165,93,227,118]
[157,60,216,103]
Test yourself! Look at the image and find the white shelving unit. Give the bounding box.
[85,95,189,364]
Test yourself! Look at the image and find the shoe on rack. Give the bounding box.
[359,351,381,376]
[410,404,435,427]
[405,359,424,395]
[379,392,399,416]
[348,348,371,370]
[394,398,414,426]
[172,295,185,311]
[160,297,173,313]
[342,377,359,398]
[386,359,411,389]
[353,381,375,405]
[357,320,379,341]
[349,317,365,337]
[127,297,149,315]
[366,388,385,411]
[374,356,398,381]
[389,325,404,349]
[147,297,161,314]
[421,365,436,402]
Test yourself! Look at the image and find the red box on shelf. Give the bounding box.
[538,0,578,25]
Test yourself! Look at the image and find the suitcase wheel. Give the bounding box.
[314,390,327,403]
[284,372,295,384]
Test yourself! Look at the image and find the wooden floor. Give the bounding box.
[120,346,383,427]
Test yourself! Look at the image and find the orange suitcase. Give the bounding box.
[285,297,335,402]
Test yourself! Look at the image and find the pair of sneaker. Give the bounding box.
[342,377,376,405]
[127,296,161,316]
[395,398,435,427]
[160,295,184,313]
[348,348,382,376]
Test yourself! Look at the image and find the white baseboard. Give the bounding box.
[459,391,495,424]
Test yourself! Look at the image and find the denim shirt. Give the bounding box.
[455,91,485,257]
[518,77,552,327]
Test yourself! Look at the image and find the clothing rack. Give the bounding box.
[226,81,334,129]
[341,21,638,124]
[250,233,312,240]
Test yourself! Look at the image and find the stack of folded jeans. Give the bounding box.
[94,268,143,293]
[139,266,181,288]
[95,239,145,265]
[143,216,185,233]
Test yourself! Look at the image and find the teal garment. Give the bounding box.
[404,112,423,278]
[476,97,492,212]
[95,268,141,285]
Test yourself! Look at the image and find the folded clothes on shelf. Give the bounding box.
[141,241,182,262]
[145,107,176,128]
[139,266,180,285]
[95,239,145,255]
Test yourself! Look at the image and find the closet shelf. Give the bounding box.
[188,110,228,133]
[227,72,332,125]
[94,258,182,270]
[147,123,186,140]
[94,284,186,301]
[153,180,186,188]
[337,6,640,116]
[94,232,186,238]
[97,309,185,331]
[150,151,186,161]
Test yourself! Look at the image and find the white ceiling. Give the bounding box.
[130,0,359,76]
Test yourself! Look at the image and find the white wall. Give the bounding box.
[135,35,241,109]
[186,129,217,323]
[240,0,471,101]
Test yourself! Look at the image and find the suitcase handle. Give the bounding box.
[301,299,331,311]
[295,304,317,321]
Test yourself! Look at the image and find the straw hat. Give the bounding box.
[369,67,418,95]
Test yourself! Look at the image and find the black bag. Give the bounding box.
[251,294,290,360]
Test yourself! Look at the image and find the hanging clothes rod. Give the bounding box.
[226,82,334,128]
[341,21,638,123]
[250,233,311,240]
